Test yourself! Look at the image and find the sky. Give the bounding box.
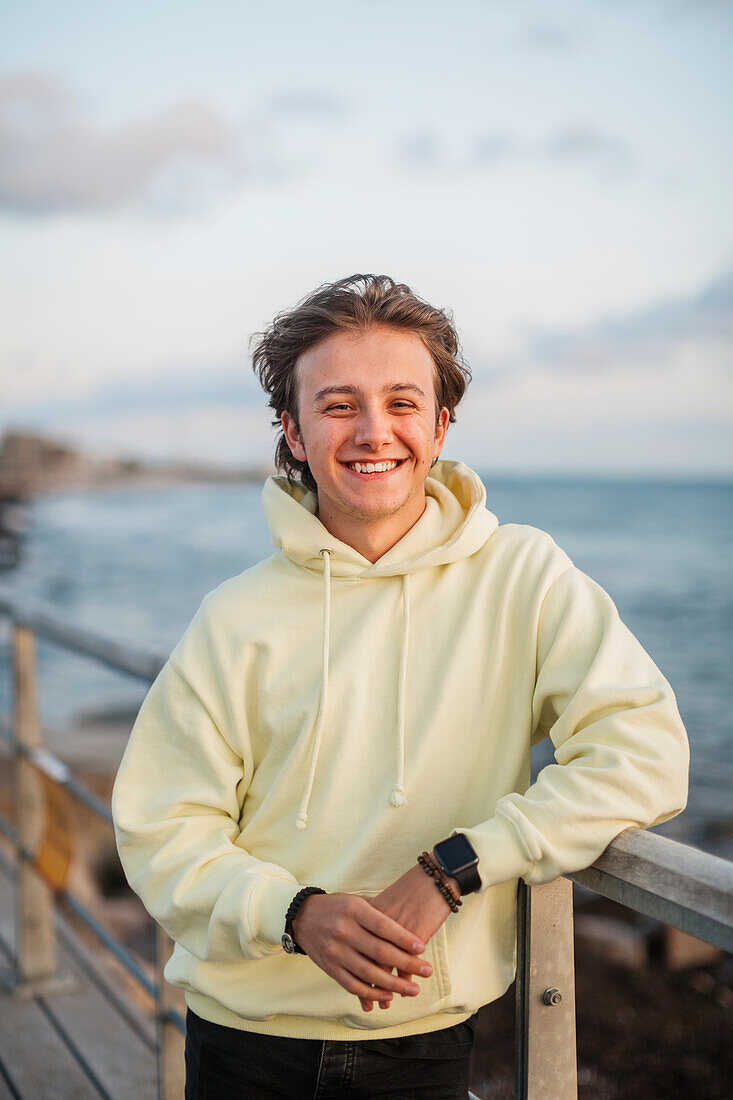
[1,0,731,475]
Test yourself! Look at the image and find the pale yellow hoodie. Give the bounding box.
[112,461,689,1040]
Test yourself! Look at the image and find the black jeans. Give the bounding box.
[184,1008,477,1099]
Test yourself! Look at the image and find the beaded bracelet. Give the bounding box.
[416,849,457,910]
[418,850,460,901]
[421,851,462,909]
[417,852,462,913]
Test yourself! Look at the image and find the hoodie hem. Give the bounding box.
[184,991,482,1041]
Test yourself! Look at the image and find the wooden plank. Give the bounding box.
[53,907,156,1053]
[570,828,733,951]
[0,983,99,1099]
[0,862,157,1099]
[516,879,577,1100]
[37,963,157,1100]
[579,827,733,907]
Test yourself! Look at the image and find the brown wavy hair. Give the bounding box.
[251,273,471,493]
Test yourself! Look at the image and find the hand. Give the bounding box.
[366,863,459,1013]
[369,863,455,947]
[292,892,433,1013]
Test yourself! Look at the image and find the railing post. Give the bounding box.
[516,878,578,1099]
[1,623,74,996]
[155,923,186,1100]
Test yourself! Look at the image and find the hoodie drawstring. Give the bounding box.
[295,549,332,829]
[390,574,410,807]
[295,552,411,829]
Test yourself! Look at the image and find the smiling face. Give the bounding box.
[281,325,449,561]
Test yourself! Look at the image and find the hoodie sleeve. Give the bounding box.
[456,564,690,889]
[112,643,301,962]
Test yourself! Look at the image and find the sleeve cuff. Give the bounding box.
[452,812,536,891]
[248,877,304,951]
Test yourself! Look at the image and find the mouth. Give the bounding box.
[342,458,406,476]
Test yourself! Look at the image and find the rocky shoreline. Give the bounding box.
[0,429,270,500]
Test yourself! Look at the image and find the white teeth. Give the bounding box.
[348,460,399,474]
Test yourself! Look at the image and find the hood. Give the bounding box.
[262,459,498,575]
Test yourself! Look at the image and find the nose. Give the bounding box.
[353,405,392,450]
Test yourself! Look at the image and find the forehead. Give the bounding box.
[296,326,436,396]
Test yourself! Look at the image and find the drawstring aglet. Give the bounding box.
[390,787,407,807]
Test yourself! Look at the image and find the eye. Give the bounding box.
[392,400,416,410]
[325,402,352,412]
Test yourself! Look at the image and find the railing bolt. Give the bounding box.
[543,987,563,1006]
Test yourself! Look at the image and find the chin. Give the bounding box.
[349,494,413,521]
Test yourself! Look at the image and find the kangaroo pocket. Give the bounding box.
[166,912,453,1032]
[337,919,452,1030]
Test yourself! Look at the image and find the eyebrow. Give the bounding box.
[313,383,428,403]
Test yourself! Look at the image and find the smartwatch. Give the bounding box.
[433,833,481,896]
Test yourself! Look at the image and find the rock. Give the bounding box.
[662,926,724,971]
[574,914,649,969]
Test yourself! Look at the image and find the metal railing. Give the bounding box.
[0,592,182,1100]
[1,591,732,1100]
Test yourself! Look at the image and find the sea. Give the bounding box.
[1,474,731,856]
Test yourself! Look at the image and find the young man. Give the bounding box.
[112,274,689,1099]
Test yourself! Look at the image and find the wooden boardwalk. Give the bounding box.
[0,859,159,1099]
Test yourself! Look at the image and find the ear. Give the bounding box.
[281,412,307,462]
[433,407,449,460]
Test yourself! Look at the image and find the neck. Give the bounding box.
[316,498,427,563]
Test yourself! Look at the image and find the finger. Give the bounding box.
[358,902,426,954]
[341,949,420,997]
[336,968,399,1003]
[396,968,412,996]
[351,930,432,978]
[359,991,392,1011]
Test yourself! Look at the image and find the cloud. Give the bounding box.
[266,88,349,120]
[521,267,733,371]
[393,129,444,171]
[394,122,633,182]
[454,271,733,474]
[1,362,265,421]
[517,24,577,51]
[544,125,635,181]
[0,72,230,215]
[0,71,73,110]
[0,72,351,217]
[471,132,522,167]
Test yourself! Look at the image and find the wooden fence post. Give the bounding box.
[516,878,578,1100]
[155,923,186,1100]
[2,624,74,996]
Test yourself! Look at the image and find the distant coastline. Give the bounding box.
[0,429,273,501]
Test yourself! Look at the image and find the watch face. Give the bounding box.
[436,833,477,872]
